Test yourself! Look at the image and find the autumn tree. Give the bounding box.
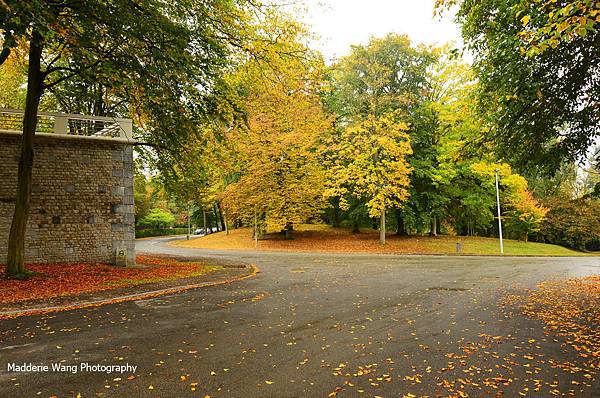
[436,0,600,171]
[217,17,332,238]
[325,113,412,244]
[326,34,433,238]
[469,162,548,241]
[0,0,256,276]
[0,44,26,108]
[538,197,600,250]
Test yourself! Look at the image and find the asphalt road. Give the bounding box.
[1,236,599,397]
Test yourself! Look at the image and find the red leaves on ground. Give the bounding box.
[0,255,217,304]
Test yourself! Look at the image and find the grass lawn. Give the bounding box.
[174,224,593,257]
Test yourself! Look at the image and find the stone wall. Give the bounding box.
[0,132,135,265]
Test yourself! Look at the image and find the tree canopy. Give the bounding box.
[437,0,599,172]
[3,1,598,270]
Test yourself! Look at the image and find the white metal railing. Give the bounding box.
[0,108,133,140]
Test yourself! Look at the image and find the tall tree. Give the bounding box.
[325,112,412,244]
[218,17,332,237]
[0,0,252,276]
[326,34,436,236]
[437,0,600,171]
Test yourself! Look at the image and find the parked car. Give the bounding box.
[193,227,219,235]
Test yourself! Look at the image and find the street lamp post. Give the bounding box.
[494,169,504,254]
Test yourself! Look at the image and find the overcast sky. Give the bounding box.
[298,0,463,63]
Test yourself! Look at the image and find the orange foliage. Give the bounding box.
[0,256,217,304]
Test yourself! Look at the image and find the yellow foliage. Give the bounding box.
[325,112,412,217]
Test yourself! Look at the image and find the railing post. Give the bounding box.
[119,120,132,140]
[53,115,68,135]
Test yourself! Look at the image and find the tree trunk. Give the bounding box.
[202,210,208,234]
[430,215,437,236]
[380,205,386,245]
[395,209,406,236]
[6,32,44,277]
[217,202,226,231]
[212,203,220,232]
[331,197,341,227]
[186,203,190,241]
[254,210,257,246]
[284,222,293,240]
[351,219,360,233]
[211,214,218,233]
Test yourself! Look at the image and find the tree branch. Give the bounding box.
[132,141,176,153]
[0,47,11,66]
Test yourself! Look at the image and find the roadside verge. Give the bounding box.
[0,255,259,320]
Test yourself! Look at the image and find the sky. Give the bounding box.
[299,0,463,63]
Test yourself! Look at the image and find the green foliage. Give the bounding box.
[438,0,600,171]
[538,197,600,250]
[1,0,265,170]
[138,208,176,230]
[0,45,26,108]
[135,228,189,238]
[134,169,153,224]
[328,34,435,119]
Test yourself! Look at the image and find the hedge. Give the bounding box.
[135,228,190,238]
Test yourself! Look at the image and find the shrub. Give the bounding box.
[135,228,189,238]
[138,208,176,229]
[537,197,600,250]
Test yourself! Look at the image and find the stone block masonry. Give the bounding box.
[0,132,135,265]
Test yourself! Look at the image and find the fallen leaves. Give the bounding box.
[504,275,600,377]
[174,224,581,256]
[0,255,220,305]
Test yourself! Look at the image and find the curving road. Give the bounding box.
[1,236,599,397]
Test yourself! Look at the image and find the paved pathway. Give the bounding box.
[1,237,598,397]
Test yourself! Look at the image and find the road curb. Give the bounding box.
[0,264,260,320]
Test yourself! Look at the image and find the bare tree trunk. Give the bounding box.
[203,210,208,234]
[331,197,341,227]
[217,202,226,231]
[212,203,220,232]
[351,219,360,233]
[283,222,293,240]
[253,209,258,247]
[186,203,190,241]
[395,209,406,236]
[380,205,386,245]
[7,32,44,277]
[430,215,437,236]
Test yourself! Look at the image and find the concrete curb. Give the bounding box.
[0,264,260,320]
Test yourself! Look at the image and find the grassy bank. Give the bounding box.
[173,224,592,257]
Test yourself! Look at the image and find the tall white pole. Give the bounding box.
[495,170,504,254]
